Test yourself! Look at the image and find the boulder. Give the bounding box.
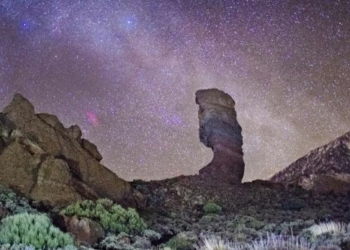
[62,215,104,246]
[299,173,350,195]
[195,88,244,183]
[0,93,136,208]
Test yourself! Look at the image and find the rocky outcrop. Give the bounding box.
[61,215,104,246]
[195,88,244,183]
[0,93,137,208]
[298,173,350,195]
[270,131,350,194]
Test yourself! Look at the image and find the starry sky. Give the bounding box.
[1,0,350,182]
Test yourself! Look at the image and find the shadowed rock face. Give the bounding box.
[270,131,350,194]
[0,93,139,208]
[195,88,244,183]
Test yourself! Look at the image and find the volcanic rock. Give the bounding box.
[195,88,244,183]
[270,131,350,194]
[81,138,103,162]
[0,93,135,208]
[63,215,104,246]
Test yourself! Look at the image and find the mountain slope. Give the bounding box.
[270,131,350,192]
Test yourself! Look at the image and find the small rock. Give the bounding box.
[65,215,105,246]
[67,125,83,141]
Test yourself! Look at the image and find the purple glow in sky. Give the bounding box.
[1,0,350,181]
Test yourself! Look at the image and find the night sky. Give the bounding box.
[1,0,350,182]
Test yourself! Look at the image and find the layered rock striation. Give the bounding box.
[0,94,136,208]
[195,88,244,183]
[270,131,350,194]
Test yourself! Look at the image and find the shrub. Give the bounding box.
[282,198,306,211]
[229,216,266,231]
[0,185,37,215]
[197,230,347,250]
[199,214,222,225]
[249,233,312,250]
[203,203,222,215]
[275,220,315,236]
[62,199,147,234]
[196,234,230,250]
[166,235,194,250]
[142,229,161,241]
[307,221,347,237]
[99,233,135,250]
[0,213,74,249]
[0,245,77,250]
[301,221,350,247]
[0,244,35,250]
[197,233,313,250]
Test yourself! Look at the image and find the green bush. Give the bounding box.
[0,213,74,249]
[0,244,76,250]
[0,244,35,250]
[0,185,37,215]
[166,235,193,250]
[142,229,161,241]
[203,202,222,215]
[62,199,147,234]
[229,215,266,231]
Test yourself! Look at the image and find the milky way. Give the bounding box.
[1,0,350,181]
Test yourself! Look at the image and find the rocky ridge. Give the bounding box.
[270,131,350,194]
[0,93,139,209]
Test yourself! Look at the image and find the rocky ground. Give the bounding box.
[132,176,350,249]
[2,176,350,250]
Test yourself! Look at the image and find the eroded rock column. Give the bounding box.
[195,88,244,183]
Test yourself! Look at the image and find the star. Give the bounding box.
[0,0,349,182]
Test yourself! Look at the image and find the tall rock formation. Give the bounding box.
[0,94,137,208]
[270,131,350,194]
[195,88,244,183]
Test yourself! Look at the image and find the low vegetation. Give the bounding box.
[0,213,75,249]
[61,198,147,234]
[203,202,222,215]
[194,221,350,250]
[0,184,37,215]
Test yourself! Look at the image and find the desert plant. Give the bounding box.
[203,203,222,215]
[166,235,194,250]
[249,233,312,250]
[0,185,37,215]
[0,245,77,250]
[196,234,233,250]
[196,231,347,250]
[197,233,313,250]
[62,198,147,234]
[0,244,35,250]
[99,233,136,250]
[307,221,347,237]
[0,213,74,249]
[229,216,265,231]
[300,221,350,247]
[0,244,78,250]
[142,229,161,241]
[275,220,314,236]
